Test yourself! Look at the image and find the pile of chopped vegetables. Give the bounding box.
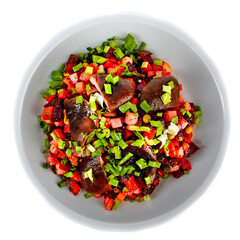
[38,34,202,210]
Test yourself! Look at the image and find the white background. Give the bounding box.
[1,0,239,239]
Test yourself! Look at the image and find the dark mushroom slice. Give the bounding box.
[64,97,96,145]
[125,140,157,183]
[139,76,180,111]
[79,156,111,194]
[90,74,135,112]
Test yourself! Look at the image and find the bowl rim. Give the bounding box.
[14,12,230,231]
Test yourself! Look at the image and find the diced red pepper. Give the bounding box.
[68,155,78,165]
[164,110,177,122]
[127,78,136,90]
[111,118,123,129]
[110,57,118,64]
[103,59,118,69]
[69,180,80,196]
[104,196,114,211]
[141,61,153,73]
[143,128,156,140]
[46,156,59,166]
[94,194,102,198]
[124,112,138,125]
[69,72,79,84]
[147,70,155,78]
[58,89,69,99]
[44,95,55,103]
[53,129,65,139]
[130,97,139,105]
[41,106,54,121]
[50,144,58,154]
[55,162,71,175]
[72,171,81,182]
[64,124,70,133]
[116,192,126,203]
[103,112,117,117]
[123,176,141,194]
[116,65,126,76]
[58,150,67,159]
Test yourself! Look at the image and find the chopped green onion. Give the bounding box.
[141,62,148,68]
[148,161,161,168]
[112,146,121,159]
[130,53,137,64]
[86,144,96,153]
[111,130,120,141]
[66,148,72,156]
[143,195,151,201]
[180,108,186,115]
[76,95,83,104]
[134,171,140,176]
[85,66,93,75]
[163,165,171,173]
[184,170,190,175]
[163,139,171,149]
[98,70,105,74]
[92,55,107,64]
[89,102,97,112]
[51,70,63,80]
[195,110,202,117]
[60,63,67,73]
[156,127,163,136]
[96,46,103,53]
[194,105,202,111]
[64,171,74,178]
[50,132,57,141]
[86,84,92,92]
[120,165,135,176]
[114,48,125,59]
[49,81,63,89]
[93,139,103,149]
[104,84,112,94]
[123,34,138,52]
[131,139,145,148]
[162,85,172,94]
[162,174,170,179]
[102,128,110,138]
[140,100,153,113]
[144,176,152,184]
[58,140,66,150]
[84,193,95,199]
[157,112,163,117]
[78,53,84,60]
[171,116,179,124]
[153,59,162,66]
[75,146,82,153]
[118,139,128,149]
[112,198,120,210]
[195,117,201,125]
[112,75,119,85]
[139,126,150,132]
[104,45,110,53]
[122,187,129,192]
[42,162,49,169]
[168,81,175,89]
[58,180,66,188]
[136,158,148,170]
[84,168,94,182]
[186,111,192,118]
[72,63,83,72]
[134,131,144,140]
[118,152,133,165]
[61,159,68,165]
[101,138,109,147]
[127,125,140,131]
[105,74,114,83]
[150,120,163,128]
[130,103,138,113]
[90,114,98,120]
[86,130,96,144]
[138,42,146,51]
[119,101,132,113]
[44,139,50,149]
[41,88,56,98]
[109,178,119,187]
[161,93,171,105]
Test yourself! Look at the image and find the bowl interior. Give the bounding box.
[18,15,226,229]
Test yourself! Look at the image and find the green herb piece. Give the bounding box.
[49,80,63,89]
[51,70,63,80]
[78,53,84,60]
[184,170,190,175]
[58,180,66,188]
[123,34,137,52]
[150,120,163,128]
[104,84,112,94]
[58,140,66,150]
[64,171,74,178]
[85,66,93,75]
[112,198,120,210]
[60,63,67,73]
[50,132,57,141]
[145,176,152,184]
[194,105,202,111]
[42,162,49,169]
[161,93,171,105]
[118,152,133,165]
[171,116,179,124]
[148,161,161,168]
[163,165,171,173]
[195,117,201,125]
[131,139,145,148]
[41,88,56,98]
[86,84,92,92]
[84,168,94,182]
[72,63,83,72]
[168,81,175,89]
[114,48,125,59]
[90,114,98,120]
[109,178,119,187]
[119,101,132,113]
[162,85,172,94]
[153,59,162,66]
[136,158,148,170]
[76,95,83,104]
[84,193,94,199]
[44,139,50,149]
[118,139,128,149]
[140,100,153,113]
[138,42,146,51]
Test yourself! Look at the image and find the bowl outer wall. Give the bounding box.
[14,13,229,231]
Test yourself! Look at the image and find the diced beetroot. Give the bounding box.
[67,54,78,64]
[111,118,123,128]
[124,112,138,125]
[139,50,153,64]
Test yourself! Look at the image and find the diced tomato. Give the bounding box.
[54,121,64,127]
[110,57,118,64]
[164,110,177,122]
[103,112,117,117]
[104,196,114,211]
[143,128,156,140]
[75,82,86,94]
[46,156,59,166]
[107,68,115,74]
[147,70,155,78]
[162,62,172,73]
[104,118,112,128]
[69,181,80,196]
[130,97,139,105]
[124,112,138,125]
[179,95,184,105]
[103,59,118,69]
[185,132,192,143]
[53,129,65,139]
[127,78,136,90]
[94,194,102,198]
[116,65,126,76]
[41,106,54,121]
[79,72,90,81]
[176,147,184,158]
[62,76,71,85]
[58,89,68,99]
[69,72,79,84]
[162,72,171,76]
[171,165,180,172]
[178,118,188,130]
[141,61,153,73]
[44,95,55,103]
[183,101,191,111]
[50,144,58,154]
[124,176,141,194]
[55,162,70,175]
[182,142,190,151]
[72,171,81,182]
[64,124,70,133]
[97,64,104,72]
[116,192,126,203]
[111,118,123,128]
[123,129,134,139]
[67,83,74,92]
[58,150,67,159]
[152,64,163,72]
[155,71,163,77]
[68,155,78,165]
[168,141,176,152]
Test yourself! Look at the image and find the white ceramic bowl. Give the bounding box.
[15,13,229,230]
